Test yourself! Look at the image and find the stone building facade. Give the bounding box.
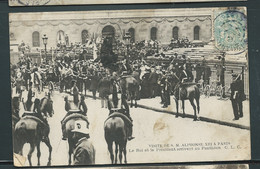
[9,9,213,51]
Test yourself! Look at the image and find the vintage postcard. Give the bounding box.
[10,7,250,167]
[8,0,246,6]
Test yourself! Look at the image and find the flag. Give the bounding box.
[93,43,98,60]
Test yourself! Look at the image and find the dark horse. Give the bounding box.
[173,82,200,121]
[40,93,54,118]
[104,101,128,164]
[13,96,54,166]
[119,76,139,108]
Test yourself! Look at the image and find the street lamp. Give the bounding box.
[42,34,48,63]
[123,32,131,60]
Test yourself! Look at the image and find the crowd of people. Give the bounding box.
[12,47,223,112]
[12,35,247,118]
[11,36,248,165]
[168,37,192,49]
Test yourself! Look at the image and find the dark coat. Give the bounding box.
[230,79,245,101]
[73,137,95,165]
[89,74,99,91]
[149,72,158,84]
[98,77,112,97]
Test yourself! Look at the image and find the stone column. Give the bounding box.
[210,9,215,42]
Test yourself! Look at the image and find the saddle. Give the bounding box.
[62,111,89,126]
[105,111,133,127]
[21,111,49,128]
[178,82,198,99]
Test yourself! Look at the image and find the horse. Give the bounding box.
[173,82,200,121]
[13,96,54,166]
[40,93,54,118]
[119,75,139,108]
[104,102,128,164]
[62,98,90,165]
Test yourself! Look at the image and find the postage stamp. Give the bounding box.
[214,10,247,54]
[9,0,51,5]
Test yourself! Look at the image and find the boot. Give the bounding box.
[101,99,104,108]
[127,125,135,141]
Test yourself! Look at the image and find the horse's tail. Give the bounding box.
[13,122,27,154]
[15,122,27,138]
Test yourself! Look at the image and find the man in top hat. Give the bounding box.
[160,70,171,108]
[230,73,245,120]
[216,55,226,97]
[141,67,151,98]
[149,66,159,98]
[71,80,79,106]
[72,120,95,165]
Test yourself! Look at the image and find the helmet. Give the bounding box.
[71,120,89,135]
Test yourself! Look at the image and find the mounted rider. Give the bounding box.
[61,95,88,140]
[22,94,51,141]
[107,93,135,141]
[120,59,132,74]
[179,64,193,83]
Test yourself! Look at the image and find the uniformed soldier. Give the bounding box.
[216,55,226,97]
[72,120,95,165]
[161,71,171,108]
[230,73,245,120]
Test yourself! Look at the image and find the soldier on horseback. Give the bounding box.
[61,95,88,140]
[179,64,193,83]
[121,59,132,74]
[32,98,50,140]
[108,93,135,141]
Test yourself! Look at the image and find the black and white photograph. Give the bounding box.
[10,8,250,167]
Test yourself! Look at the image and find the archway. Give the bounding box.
[102,25,115,39]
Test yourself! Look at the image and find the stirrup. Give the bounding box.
[62,136,67,141]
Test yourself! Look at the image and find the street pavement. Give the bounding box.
[137,95,250,129]
[16,90,250,166]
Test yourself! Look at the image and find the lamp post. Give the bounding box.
[123,32,131,61]
[42,34,48,63]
